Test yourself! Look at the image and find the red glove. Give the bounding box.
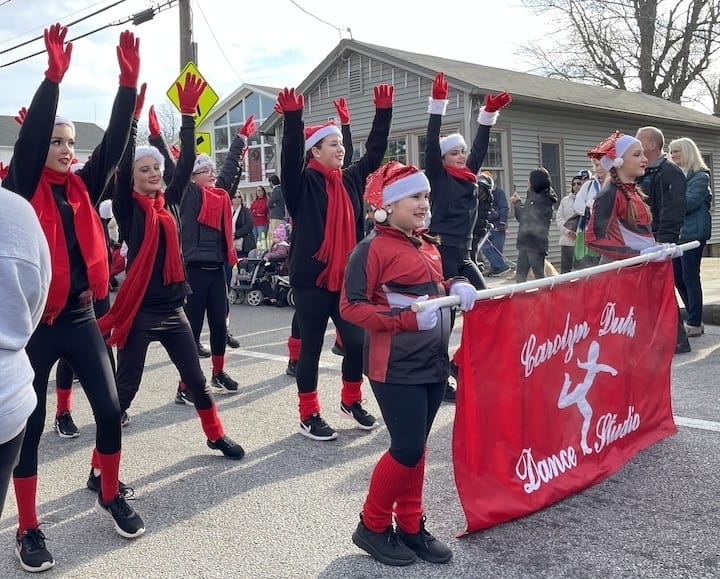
[14,106,27,126]
[133,82,147,120]
[176,72,208,115]
[273,102,283,115]
[44,23,72,84]
[0,162,8,181]
[276,88,304,113]
[432,72,448,100]
[484,91,512,113]
[333,97,350,124]
[238,115,256,139]
[373,84,394,109]
[148,105,161,138]
[117,30,140,88]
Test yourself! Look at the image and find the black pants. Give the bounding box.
[560,245,575,274]
[185,265,228,356]
[293,286,363,393]
[673,241,705,327]
[437,245,486,290]
[291,311,301,340]
[56,295,115,390]
[16,299,120,478]
[370,380,446,467]
[116,307,213,412]
[0,428,25,520]
[515,249,546,282]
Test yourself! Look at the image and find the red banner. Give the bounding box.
[453,262,678,534]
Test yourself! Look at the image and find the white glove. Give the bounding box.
[414,295,439,330]
[640,243,680,261]
[450,281,477,312]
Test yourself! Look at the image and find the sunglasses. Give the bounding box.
[572,181,582,187]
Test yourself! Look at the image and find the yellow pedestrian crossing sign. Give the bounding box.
[167,62,219,126]
[195,131,212,156]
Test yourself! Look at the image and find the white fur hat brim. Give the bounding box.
[439,133,467,156]
[134,145,165,169]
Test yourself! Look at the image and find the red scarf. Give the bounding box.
[30,167,109,324]
[197,186,237,266]
[97,192,185,348]
[307,159,356,291]
[445,165,478,183]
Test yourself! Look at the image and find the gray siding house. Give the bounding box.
[260,40,720,264]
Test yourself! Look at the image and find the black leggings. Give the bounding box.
[370,380,446,467]
[293,286,363,393]
[116,307,213,412]
[0,428,25,520]
[56,295,115,390]
[438,244,486,290]
[15,300,120,478]
[291,311,301,340]
[515,249,545,282]
[185,265,228,355]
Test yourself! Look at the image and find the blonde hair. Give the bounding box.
[668,137,708,173]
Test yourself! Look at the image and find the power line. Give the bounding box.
[193,0,243,82]
[287,0,346,37]
[0,0,15,7]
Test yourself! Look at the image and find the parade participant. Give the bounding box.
[585,132,654,260]
[179,114,255,392]
[2,25,144,572]
[276,84,393,441]
[98,74,245,460]
[342,161,477,566]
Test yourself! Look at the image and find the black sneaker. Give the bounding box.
[175,386,195,406]
[395,516,453,564]
[443,382,457,402]
[340,402,379,430]
[351,516,417,566]
[675,341,692,354]
[285,361,297,377]
[54,411,79,438]
[449,361,459,380]
[211,371,239,392]
[331,342,346,356]
[488,266,512,277]
[226,332,240,348]
[86,468,134,499]
[207,435,245,460]
[197,342,211,358]
[15,528,55,573]
[96,493,145,538]
[299,413,338,441]
[120,410,131,427]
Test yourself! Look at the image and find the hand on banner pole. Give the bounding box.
[450,281,478,311]
[414,295,440,330]
[640,243,682,261]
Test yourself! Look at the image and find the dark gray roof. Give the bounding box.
[0,116,105,149]
[262,39,720,132]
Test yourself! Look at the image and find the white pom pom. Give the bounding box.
[374,208,387,223]
[613,157,624,168]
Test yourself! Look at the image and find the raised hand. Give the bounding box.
[273,102,283,115]
[238,115,256,139]
[432,72,448,100]
[276,88,304,113]
[176,72,208,115]
[373,84,394,109]
[14,106,27,126]
[484,91,512,113]
[0,162,8,181]
[133,82,147,120]
[148,105,161,137]
[116,30,140,88]
[44,23,72,84]
[333,97,350,124]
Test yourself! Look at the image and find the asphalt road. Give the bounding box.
[0,302,718,578]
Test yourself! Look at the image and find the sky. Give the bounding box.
[0,0,548,128]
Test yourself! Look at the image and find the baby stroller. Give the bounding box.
[229,250,294,307]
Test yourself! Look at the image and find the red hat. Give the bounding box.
[587,131,641,171]
[364,161,430,222]
[304,122,342,152]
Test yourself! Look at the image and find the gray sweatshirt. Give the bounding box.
[0,187,51,444]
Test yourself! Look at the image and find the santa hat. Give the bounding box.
[193,153,216,174]
[587,131,641,171]
[364,161,430,222]
[304,122,342,152]
[134,145,165,169]
[272,225,287,241]
[54,115,75,133]
[439,133,467,156]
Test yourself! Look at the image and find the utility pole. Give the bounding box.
[178,0,196,68]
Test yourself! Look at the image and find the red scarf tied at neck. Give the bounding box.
[445,165,478,183]
[197,186,237,266]
[30,167,109,324]
[97,191,185,348]
[307,158,356,291]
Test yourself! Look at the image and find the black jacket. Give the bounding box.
[267,184,286,220]
[637,156,686,243]
[513,188,558,255]
[233,205,255,256]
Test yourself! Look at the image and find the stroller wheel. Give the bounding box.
[286,288,295,308]
[246,289,264,307]
[228,289,238,305]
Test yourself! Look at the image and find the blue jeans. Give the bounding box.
[673,241,705,327]
[481,229,508,272]
[253,224,268,241]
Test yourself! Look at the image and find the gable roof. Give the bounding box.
[262,39,720,132]
[0,116,105,149]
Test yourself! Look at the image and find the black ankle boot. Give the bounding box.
[351,515,416,566]
[395,516,452,564]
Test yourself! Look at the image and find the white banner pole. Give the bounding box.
[411,241,700,312]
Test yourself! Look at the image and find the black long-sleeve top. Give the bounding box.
[113,115,195,309]
[4,79,135,296]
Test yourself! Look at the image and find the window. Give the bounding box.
[244,92,261,122]
[214,127,228,150]
[383,137,407,164]
[350,141,362,164]
[482,130,507,192]
[540,140,562,193]
[418,135,427,170]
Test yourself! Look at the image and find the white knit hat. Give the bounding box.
[134,145,165,169]
[193,153,216,174]
[439,133,467,156]
[54,115,75,133]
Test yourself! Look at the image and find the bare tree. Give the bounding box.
[136,100,182,146]
[521,0,720,104]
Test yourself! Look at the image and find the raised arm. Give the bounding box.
[424,72,447,179]
[334,97,354,168]
[467,92,511,173]
[349,84,393,180]
[147,104,177,186]
[277,88,306,218]
[215,115,253,193]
